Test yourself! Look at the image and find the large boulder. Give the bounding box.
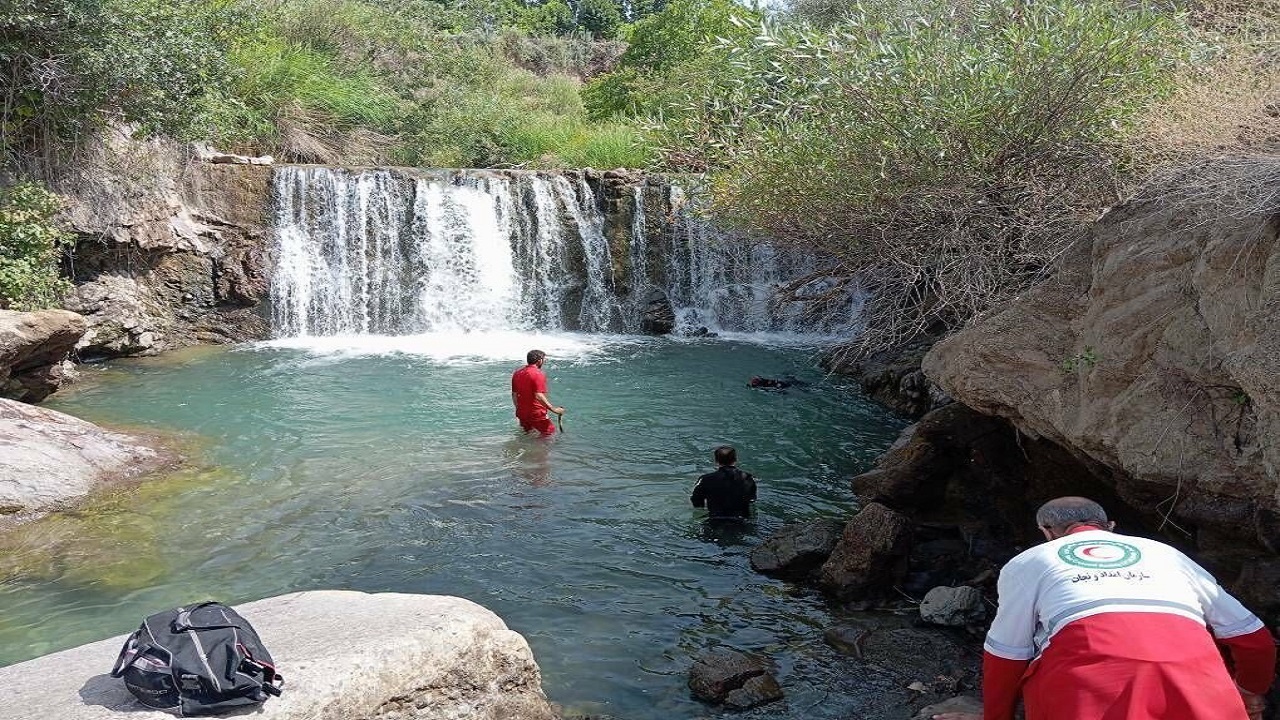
[923,167,1280,556]
[919,586,987,628]
[750,518,845,578]
[817,502,912,601]
[0,398,169,515]
[0,309,86,402]
[0,590,557,720]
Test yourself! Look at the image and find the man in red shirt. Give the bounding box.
[511,349,564,436]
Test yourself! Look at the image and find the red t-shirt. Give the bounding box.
[511,364,549,420]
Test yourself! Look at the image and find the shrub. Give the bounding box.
[0,182,72,311]
[0,0,236,165]
[656,0,1190,353]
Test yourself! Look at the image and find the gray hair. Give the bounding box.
[1036,496,1108,529]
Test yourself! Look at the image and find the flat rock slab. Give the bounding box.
[0,590,556,720]
[0,398,168,514]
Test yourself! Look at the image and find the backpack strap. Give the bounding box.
[110,633,141,678]
[173,602,243,632]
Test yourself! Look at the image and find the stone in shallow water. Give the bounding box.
[688,648,783,709]
[919,586,987,627]
[750,518,845,578]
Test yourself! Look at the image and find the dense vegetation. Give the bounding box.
[0,0,1272,331]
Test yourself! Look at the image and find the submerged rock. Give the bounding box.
[0,309,86,402]
[688,648,783,709]
[0,398,170,516]
[0,590,557,720]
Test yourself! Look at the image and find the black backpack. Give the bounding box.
[111,601,284,715]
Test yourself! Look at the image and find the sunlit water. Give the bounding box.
[2,334,909,718]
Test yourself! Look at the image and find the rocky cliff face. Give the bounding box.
[922,162,1280,616]
[53,130,271,358]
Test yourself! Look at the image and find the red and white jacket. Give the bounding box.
[980,529,1275,720]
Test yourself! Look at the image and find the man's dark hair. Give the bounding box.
[714,446,737,466]
[527,349,546,365]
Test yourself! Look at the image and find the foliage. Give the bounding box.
[0,0,236,166]
[583,0,758,118]
[655,0,1190,353]
[0,182,72,310]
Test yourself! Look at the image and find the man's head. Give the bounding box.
[1036,496,1115,539]
[527,349,546,367]
[714,445,737,466]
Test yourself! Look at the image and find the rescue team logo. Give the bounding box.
[1058,539,1142,569]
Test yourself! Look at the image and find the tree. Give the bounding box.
[575,0,622,38]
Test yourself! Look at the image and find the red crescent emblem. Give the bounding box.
[1081,546,1108,558]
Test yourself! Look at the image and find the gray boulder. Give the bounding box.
[750,518,845,577]
[0,309,86,402]
[0,398,169,515]
[919,586,987,627]
[0,590,556,720]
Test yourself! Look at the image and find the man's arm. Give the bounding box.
[691,477,706,508]
[534,392,563,415]
[1185,555,1277,697]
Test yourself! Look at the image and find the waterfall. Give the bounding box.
[270,166,855,339]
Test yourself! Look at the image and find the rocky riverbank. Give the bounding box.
[0,590,556,720]
[761,157,1280,714]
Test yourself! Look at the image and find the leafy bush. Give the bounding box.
[584,0,758,119]
[0,183,72,311]
[655,0,1189,352]
[0,0,235,164]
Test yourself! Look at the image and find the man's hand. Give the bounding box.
[1240,688,1265,720]
[552,406,564,416]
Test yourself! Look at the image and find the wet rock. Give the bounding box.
[0,309,87,402]
[724,673,783,710]
[919,586,986,627]
[818,503,912,601]
[824,622,874,657]
[857,627,979,681]
[640,290,675,335]
[750,518,845,578]
[0,398,170,515]
[913,696,983,719]
[688,648,782,709]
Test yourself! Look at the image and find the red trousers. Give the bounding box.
[1023,613,1249,720]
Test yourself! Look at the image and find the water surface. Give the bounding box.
[3,335,908,718]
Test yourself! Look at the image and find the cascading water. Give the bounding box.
[270,166,856,340]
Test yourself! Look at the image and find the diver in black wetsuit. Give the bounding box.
[747,375,810,392]
[691,446,757,520]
